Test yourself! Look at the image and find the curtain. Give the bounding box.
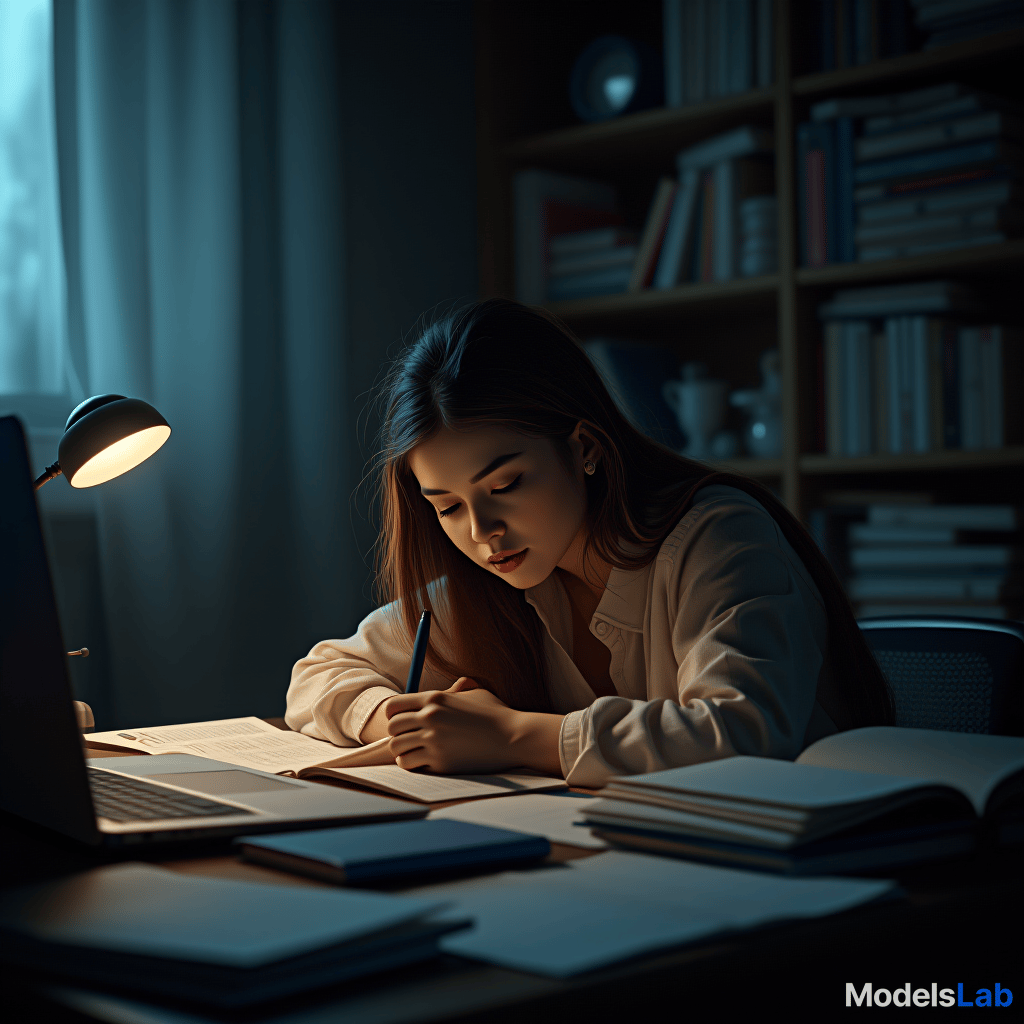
[52,0,356,725]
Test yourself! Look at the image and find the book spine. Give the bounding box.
[835,117,856,263]
[731,0,753,94]
[663,0,684,107]
[959,326,983,450]
[981,326,1004,448]
[941,322,961,449]
[854,140,1011,186]
[631,177,677,291]
[756,0,773,87]
[928,319,945,453]
[826,321,843,456]
[873,328,889,453]
[857,322,874,455]
[689,0,707,103]
[713,159,735,281]
[910,316,931,453]
[653,169,699,288]
[854,0,872,65]
[842,322,857,456]
[717,0,731,97]
[700,173,716,282]
[797,123,811,266]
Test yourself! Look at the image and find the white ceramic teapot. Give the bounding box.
[662,363,728,461]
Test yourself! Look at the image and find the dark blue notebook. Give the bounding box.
[235,819,550,883]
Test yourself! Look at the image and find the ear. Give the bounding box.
[570,421,602,470]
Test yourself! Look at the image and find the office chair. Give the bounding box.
[858,616,1024,737]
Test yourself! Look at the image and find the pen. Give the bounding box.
[404,610,431,693]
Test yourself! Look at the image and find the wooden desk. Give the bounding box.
[3,742,1021,1023]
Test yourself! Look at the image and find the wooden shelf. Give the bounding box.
[476,2,1024,516]
[792,28,1024,97]
[505,89,775,173]
[795,240,1024,288]
[800,447,1024,475]
[545,275,777,321]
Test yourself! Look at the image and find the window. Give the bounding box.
[0,0,72,414]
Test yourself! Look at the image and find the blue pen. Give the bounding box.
[405,610,431,693]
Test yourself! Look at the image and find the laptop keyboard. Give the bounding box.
[88,767,255,822]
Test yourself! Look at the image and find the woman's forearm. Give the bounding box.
[359,698,396,744]
[507,711,565,776]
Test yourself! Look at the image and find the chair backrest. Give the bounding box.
[858,617,1024,736]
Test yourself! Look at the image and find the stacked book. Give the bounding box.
[513,169,625,304]
[846,503,1022,619]
[809,0,914,72]
[662,0,774,107]
[798,81,1022,267]
[739,195,778,276]
[546,227,639,302]
[912,0,1024,50]
[577,727,1024,874]
[817,281,1022,456]
[633,126,775,290]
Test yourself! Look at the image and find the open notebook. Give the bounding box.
[85,717,567,803]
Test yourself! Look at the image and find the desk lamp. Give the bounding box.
[31,394,170,730]
[34,394,171,491]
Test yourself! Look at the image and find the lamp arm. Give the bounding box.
[34,461,63,490]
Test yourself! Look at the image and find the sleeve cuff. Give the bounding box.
[345,685,401,743]
[558,708,585,779]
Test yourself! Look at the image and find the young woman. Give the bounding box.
[285,299,893,787]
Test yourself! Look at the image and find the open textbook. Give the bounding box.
[580,727,1024,874]
[84,717,567,803]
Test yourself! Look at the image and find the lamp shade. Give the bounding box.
[58,395,171,488]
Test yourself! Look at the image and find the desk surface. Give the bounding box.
[3,734,1022,1023]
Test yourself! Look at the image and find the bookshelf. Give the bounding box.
[474,1,1024,520]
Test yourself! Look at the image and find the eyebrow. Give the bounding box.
[420,451,523,495]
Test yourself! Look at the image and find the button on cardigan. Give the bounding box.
[285,485,839,788]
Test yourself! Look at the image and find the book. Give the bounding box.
[859,230,1009,261]
[811,82,968,122]
[711,155,775,280]
[848,575,1019,601]
[855,139,1024,185]
[853,165,1017,204]
[858,180,1020,224]
[651,167,700,288]
[798,120,839,265]
[0,862,463,1007]
[513,169,619,304]
[548,227,637,257]
[677,124,773,169]
[818,280,979,318]
[849,544,1020,570]
[235,819,551,884]
[629,176,677,290]
[863,91,1018,136]
[867,503,1020,529]
[855,111,1020,162]
[580,727,1024,874]
[547,265,633,302]
[548,245,638,277]
[84,717,568,804]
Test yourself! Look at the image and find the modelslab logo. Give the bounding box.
[846,983,1014,1008]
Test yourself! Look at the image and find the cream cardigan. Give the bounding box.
[284,485,839,787]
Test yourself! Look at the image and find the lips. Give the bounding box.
[488,549,528,573]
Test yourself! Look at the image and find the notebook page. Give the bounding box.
[796,727,1024,817]
[84,717,392,775]
[430,794,607,849]
[318,766,568,803]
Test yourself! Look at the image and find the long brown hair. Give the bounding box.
[370,298,894,730]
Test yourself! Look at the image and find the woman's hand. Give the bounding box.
[382,679,565,774]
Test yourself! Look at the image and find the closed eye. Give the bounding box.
[436,474,523,519]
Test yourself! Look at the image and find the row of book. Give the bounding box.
[662,0,774,107]
[810,501,1022,620]
[912,0,1024,50]
[515,126,778,303]
[798,81,1021,267]
[809,0,914,72]
[818,281,1021,456]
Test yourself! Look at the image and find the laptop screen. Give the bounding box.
[0,416,100,843]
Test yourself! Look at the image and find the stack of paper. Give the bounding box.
[407,851,896,977]
[0,863,465,1007]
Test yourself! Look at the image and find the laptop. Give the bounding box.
[0,416,425,846]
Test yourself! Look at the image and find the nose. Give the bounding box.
[467,500,504,546]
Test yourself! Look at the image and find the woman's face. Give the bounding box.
[407,423,594,590]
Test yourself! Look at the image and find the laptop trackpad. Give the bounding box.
[153,770,300,795]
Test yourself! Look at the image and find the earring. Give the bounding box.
[583,460,596,475]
